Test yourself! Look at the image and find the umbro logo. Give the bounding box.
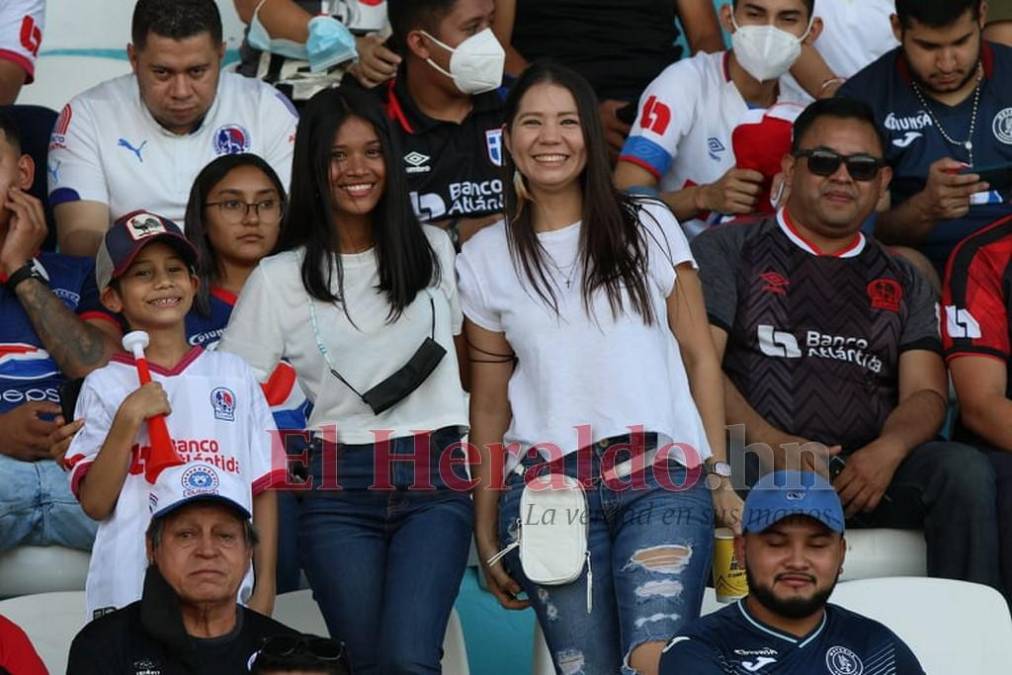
[404,151,431,174]
[759,271,789,296]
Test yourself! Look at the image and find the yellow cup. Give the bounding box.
[712,527,748,602]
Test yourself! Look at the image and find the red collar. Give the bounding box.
[778,209,864,258]
[385,78,415,134]
[111,345,204,376]
[210,286,237,307]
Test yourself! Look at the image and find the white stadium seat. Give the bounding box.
[0,590,85,674]
[0,546,90,598]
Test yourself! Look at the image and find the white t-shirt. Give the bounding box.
[781,0,899,103]
[0,0,44,82]
[218,226,467,442]
[64,348,286,620]
[48,72,298,226]
[455,201,712,471]
[619,51,803,238]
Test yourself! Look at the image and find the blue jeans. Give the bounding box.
[0,455,96,550]
[498,436,714,674]
[300,427,473,674]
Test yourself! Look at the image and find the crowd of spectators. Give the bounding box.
[0,0,1011,673]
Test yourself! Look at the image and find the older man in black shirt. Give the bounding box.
[67,463,298,673]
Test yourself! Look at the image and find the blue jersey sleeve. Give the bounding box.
[659,635,729,675]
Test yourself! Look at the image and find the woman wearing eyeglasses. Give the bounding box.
[218,86,470,675]
[462,61,742,675]
[184,153,286,348]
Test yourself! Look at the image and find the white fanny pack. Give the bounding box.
[488,473,593,613]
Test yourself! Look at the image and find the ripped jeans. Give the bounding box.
[498,435,714,674]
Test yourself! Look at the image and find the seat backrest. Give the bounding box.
[828,577,1012,674]
[0,590,86,674]
[0,105,59,250]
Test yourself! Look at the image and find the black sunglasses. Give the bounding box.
[794,148,884,181]
[257,634,349,665]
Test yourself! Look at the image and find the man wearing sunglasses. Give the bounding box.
[67,463,301,674]
[692,97,1002,593]
[838,0,1012,275]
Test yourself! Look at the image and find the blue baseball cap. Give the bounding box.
[742,470,845,534]
[95,210,197,291]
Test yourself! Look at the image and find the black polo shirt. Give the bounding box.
[66,568,300,675]
[380,75,506,222]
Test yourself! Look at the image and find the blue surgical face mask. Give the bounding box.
[247,1,310,61]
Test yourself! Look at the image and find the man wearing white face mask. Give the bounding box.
[380,0,506,247]
[615,0,820,240]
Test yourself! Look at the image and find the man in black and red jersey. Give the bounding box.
[942,213,1012,603]
[374,0,506,247]
[693,97,1001,590]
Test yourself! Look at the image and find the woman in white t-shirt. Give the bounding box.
[461,62,742,675]
[218,86,469,674]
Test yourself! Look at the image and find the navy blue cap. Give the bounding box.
[95,210,197,291]
[742,470,845,534]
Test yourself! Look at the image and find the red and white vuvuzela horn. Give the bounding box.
[121,330,184,483]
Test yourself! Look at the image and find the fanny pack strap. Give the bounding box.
[308,292,436,399]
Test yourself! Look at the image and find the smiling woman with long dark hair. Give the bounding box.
[461,61,742,675]
[219,86,470,674]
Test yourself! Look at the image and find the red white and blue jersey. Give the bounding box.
[64,347,288,619]
[660,600,925,675]
[0,0,44,83]
[186,287,311,432]
[619,51,804,238]
[838,43,1012,270]
[0,252,115,414]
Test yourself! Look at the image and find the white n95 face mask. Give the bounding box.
[421,28,505,95]
[730,12,813,82]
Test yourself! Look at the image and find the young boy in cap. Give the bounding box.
[659,471,925,674]
[64,210,287,621]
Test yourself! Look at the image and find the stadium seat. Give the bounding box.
[839,528,927,581]
[829,577,1011,674]
[273,590,471,674]
[0,590,84,674]
[0,545,90,598]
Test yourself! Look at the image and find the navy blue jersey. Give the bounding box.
[0,252,113,414]
[838,43,1012,270]
[185,287,311,432]
[660,600,925,675]
[185,287,237,349]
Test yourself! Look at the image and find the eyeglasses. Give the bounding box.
[205,198,283,221]
[256,634,349,664]
[794,149,884,182]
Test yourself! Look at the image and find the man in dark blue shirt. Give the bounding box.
[0,109,118,550]
[660,471,925,674]
[838,0,1012,272]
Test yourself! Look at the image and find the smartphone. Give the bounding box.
[962,162,1012,192]
[828,455,847,481]
[58,377,85,423]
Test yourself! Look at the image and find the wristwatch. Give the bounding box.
[705,459,732,478]
[3,257,48,292]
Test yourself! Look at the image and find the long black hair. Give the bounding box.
[504,61,657,324]
[279,86,438,320]
[184,153,286,316]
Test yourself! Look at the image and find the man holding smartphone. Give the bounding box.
[692,97,1002,593]
[839,0,1012,274]
[0,110,118,552]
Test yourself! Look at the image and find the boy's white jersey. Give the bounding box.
[65,347,287,620]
